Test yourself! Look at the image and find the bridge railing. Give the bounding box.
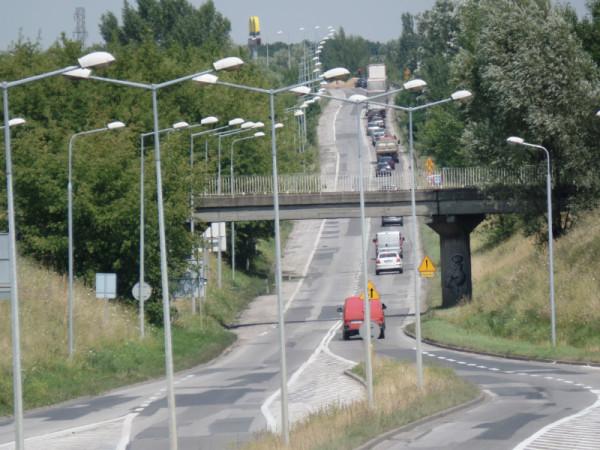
[200,166,543,196]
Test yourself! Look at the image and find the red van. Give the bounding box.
[338,295,386,340]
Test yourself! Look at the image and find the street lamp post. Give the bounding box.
[68,56,244,450]
[229,131,267,280]
[2,51,116,450]
[309,80,427,405]
[68,121,126,356]
[139,121,190,336]
[507,136,556,347]
[194,68,349,444]
[366,89,472,387]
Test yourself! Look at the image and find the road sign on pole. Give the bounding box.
[132,281,152,301]
[418,256,436,278]
[96,273,117,299]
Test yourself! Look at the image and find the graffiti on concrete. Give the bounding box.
[446,254,467,298]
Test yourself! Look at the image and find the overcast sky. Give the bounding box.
[0,0,591,51]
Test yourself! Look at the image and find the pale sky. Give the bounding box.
[0,0,591,51]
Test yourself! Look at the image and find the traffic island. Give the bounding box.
[242,356,479,450]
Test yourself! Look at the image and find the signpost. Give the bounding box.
[96,273,117,299]
[0,233,10,300]
[418,256,436,278]
[359,321,380,341]
[359,280,380,300]
[132,281,152,301]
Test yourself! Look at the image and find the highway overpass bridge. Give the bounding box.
[194,166,543,307]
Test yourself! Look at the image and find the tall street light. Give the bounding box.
[367,89,472,387]
[194,67,349,444]
[68,121,126,357]
[309,78,426,408]
[139,121,190,337]
[210,122,263,287]
[188,117,245,298]
[507,136,556,347]
[277,30,291,69]
[66,55,244,450]
[2,50,116,450]
[229,130,269,279]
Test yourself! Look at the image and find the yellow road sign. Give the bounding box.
[359,280,380,300]
[418,256,436,278]
[426,158,435,174]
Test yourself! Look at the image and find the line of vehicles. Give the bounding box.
[366,106,401,178]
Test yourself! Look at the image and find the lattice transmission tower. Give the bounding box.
[73,7,88,46]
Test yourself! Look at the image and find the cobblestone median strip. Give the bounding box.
[264,321,364,432]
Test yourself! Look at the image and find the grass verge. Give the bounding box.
[0,229,277,415]
[242,356,479,450]
[419,207,600,363]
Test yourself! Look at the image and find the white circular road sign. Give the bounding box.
[132,281,152,301]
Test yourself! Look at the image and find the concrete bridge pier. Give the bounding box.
[426,214,485,308]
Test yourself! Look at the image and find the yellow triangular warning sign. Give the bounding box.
[418,256,436,278]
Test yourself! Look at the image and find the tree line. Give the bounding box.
[0,0,319,305]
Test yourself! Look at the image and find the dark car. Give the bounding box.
[377,155,396,169]
[381,216,404,226]
[376,161,392,177]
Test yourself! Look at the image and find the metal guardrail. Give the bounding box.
[199,166,544,197]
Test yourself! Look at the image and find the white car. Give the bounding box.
[375,251,403,275]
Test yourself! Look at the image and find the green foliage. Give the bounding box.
[100,0,231,51]
[320,28,378,76]
[0,0,308,300]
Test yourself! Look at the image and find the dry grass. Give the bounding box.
[0,257,137,369]
[428,207,600,356]
[243,356,477,450]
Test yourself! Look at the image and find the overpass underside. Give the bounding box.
[193,188,522,222]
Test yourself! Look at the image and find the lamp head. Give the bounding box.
[322,67,350,81]
[289,86,311,95]
[254,131,266,137]
[172,121,190,130]
[348,94,368,103]
[78,51,116,69]
[193,73,218,85]
[213,56,244,71]
[63,68,92,79]
[200,116,218,125]
[8,118,26,127]
[229,118,244,126]
[253,122,265,128]
[403,79,427,92]
[507,136,525,145]
[596,110,600,117]
[294,110,304,117]
[451,89,473,102]
[107,121,126,130]
[241,121,255,129]
[274,123,284,129]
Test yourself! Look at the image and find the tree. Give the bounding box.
[100,0,231,51]
[452,0,600,236]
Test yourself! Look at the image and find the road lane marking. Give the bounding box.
[261,320,348,432]
[513,390,600,450]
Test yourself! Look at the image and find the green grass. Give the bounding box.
[243,357,479,450]
[419,207,600,363]
[0,317,235,413]
[0,230,279,415]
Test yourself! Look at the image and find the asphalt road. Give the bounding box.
[0,87,598,450]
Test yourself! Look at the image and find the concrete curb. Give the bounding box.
[353,392,487,450]
[343,368,366,387]
[403,326,600,368]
